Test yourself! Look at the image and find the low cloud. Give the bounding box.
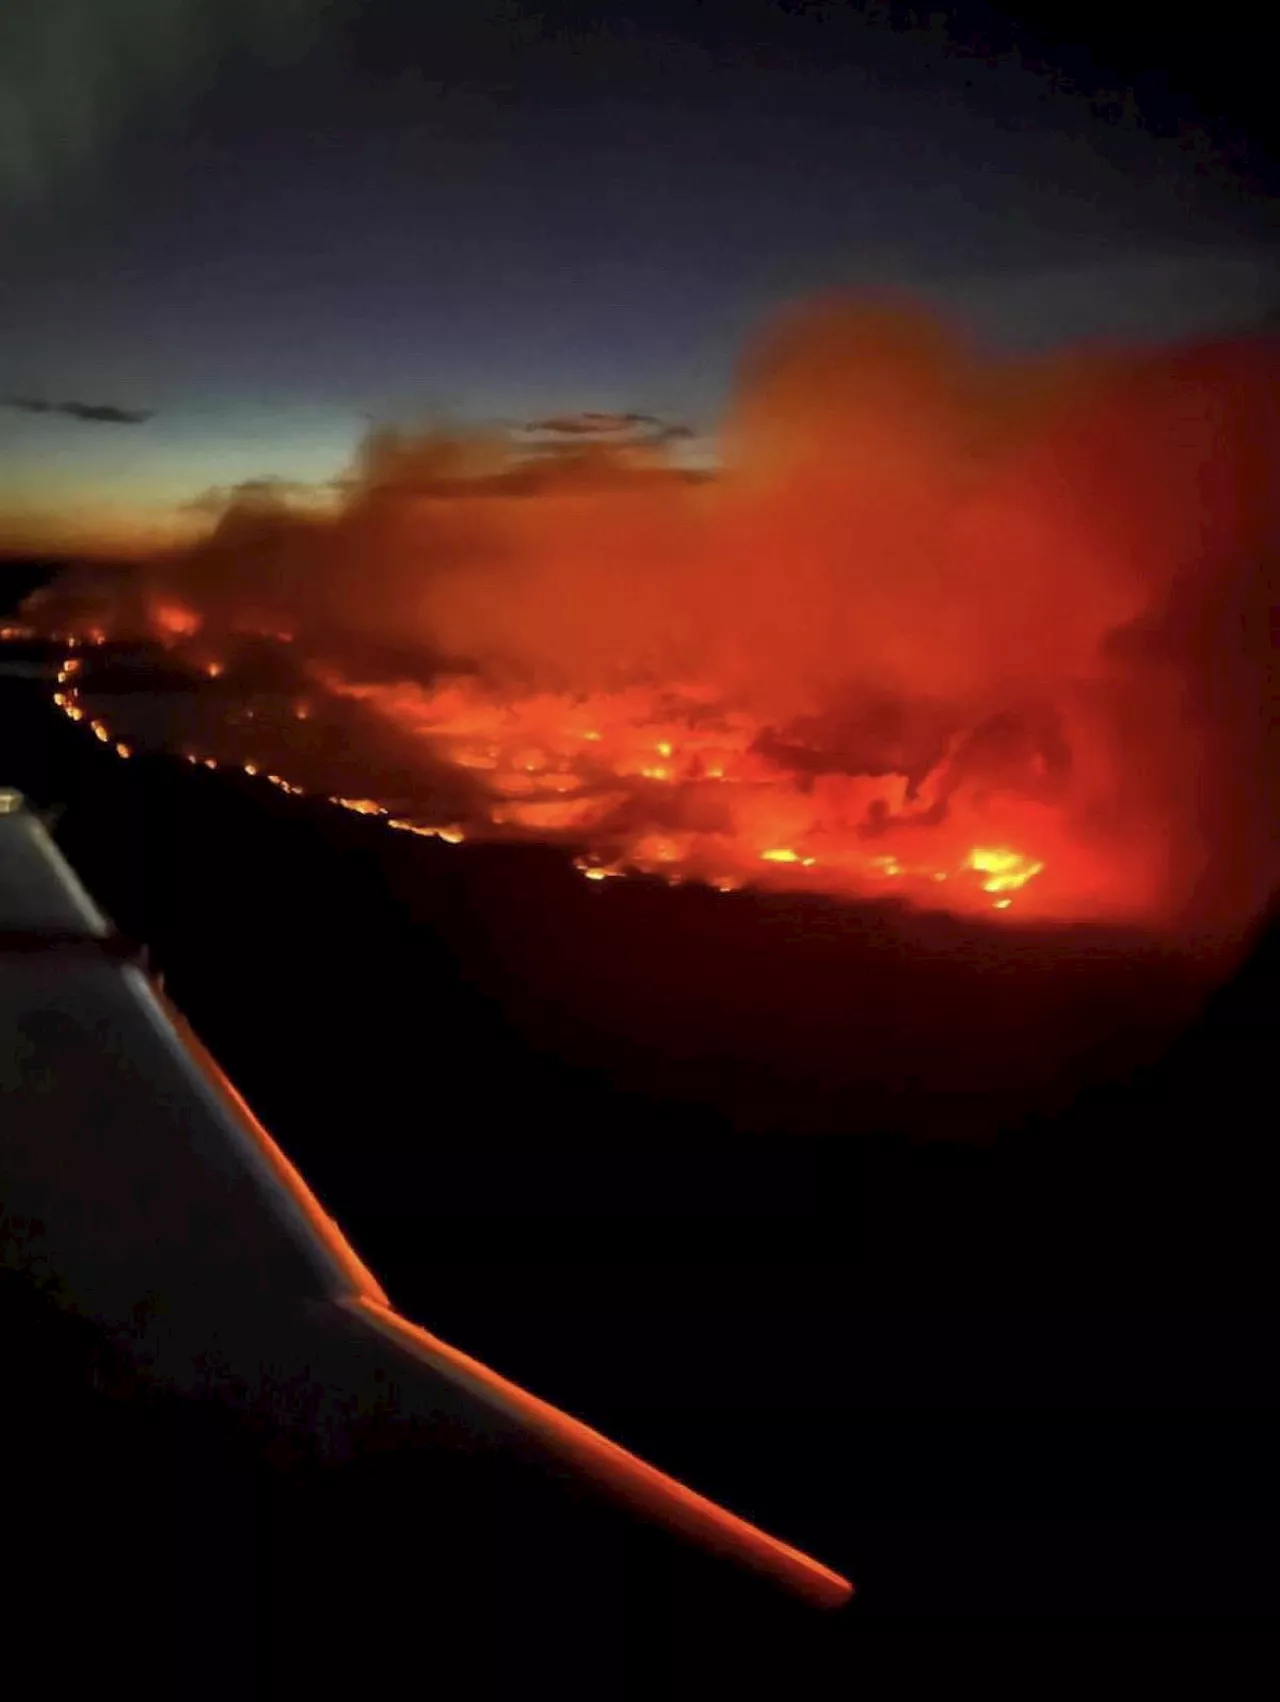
[6,396,153,425]
[521,412,694,442]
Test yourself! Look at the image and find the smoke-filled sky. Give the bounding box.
[1,1,1276,550]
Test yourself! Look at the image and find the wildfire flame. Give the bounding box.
[152,600,201,640]
[964,847,1045,895]
[25,294,1280,943]
[304,668,1088,917]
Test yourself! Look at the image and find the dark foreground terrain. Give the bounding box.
[3,560,1277,1656]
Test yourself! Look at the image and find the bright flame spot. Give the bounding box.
[993,898,1012,909]
[91,722,110,742]
[386,818,463,841]
[115,741,132,759]
[203,757,217,769]
[656,740,673,758]
[332,797,387,816]
[965,846,1046,894]
[205,661,224,679]
[574,857,622,879]
[66,706,83,721]
[761,848,800,863]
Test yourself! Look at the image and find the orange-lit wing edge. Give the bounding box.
[345,1294,853,1608]
[163,950,853,1609]
[158,1001,393,1308]
[4,792,851,1609]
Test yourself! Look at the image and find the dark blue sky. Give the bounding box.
[1,1,1275,545]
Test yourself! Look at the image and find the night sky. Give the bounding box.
[2,1,1276,549]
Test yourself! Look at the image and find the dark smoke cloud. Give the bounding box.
[6,396,153,425]
[522,413,693,440]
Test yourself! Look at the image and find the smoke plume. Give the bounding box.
[32,293,1280,946]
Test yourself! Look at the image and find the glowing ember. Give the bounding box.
[387,819,465,842]
[332,797,387,816]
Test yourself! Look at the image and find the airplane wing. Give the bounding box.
[0,786,850,1609]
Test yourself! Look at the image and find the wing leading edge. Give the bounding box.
[0,788,851,1608]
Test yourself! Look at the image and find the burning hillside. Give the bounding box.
[27,295,1280,946]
